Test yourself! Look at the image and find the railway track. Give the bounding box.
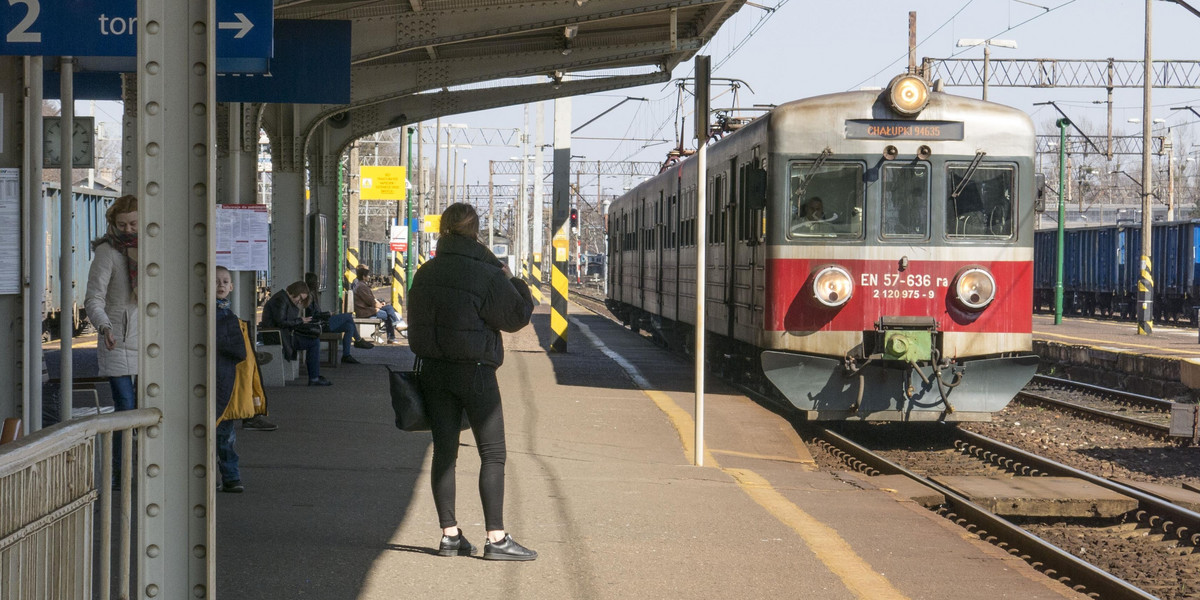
[814,423,1200,600]
[1019,375,1178,438]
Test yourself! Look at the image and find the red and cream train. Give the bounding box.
[606,74,1038,421]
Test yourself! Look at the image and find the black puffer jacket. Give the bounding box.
[260,290,307,361]
[408,235,533,367]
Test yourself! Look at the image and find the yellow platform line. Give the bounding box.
[643,389,908,600]
[1035,329,1200,356]
[570,318,909,600]
[708,448,813,464]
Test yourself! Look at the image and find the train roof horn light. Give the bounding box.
[887,74,930,117]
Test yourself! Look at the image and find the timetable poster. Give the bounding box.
[216,204,269,272]
[0,169,19,294]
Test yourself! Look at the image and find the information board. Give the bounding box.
[0,169,18,294]
[360,166,407,201]
[390,224,408,252]
[216,204,269,272]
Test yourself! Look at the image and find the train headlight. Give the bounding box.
[887,74,930,116]
[812,266,853,307]
[953,267,996,311]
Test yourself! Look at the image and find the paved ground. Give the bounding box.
[1035,313,1200,358]
[209,302,1087,600]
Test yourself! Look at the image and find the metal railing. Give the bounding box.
[0,408,162,600]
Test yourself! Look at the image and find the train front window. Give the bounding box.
[787,162,863,239]
[881,164,929,238]
[946,164,1015,239]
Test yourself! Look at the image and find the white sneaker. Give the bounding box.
[395,319,408,332]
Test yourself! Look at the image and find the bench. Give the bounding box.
[319,331,343,367]
[354,318,387,344]
[46,376,114,417]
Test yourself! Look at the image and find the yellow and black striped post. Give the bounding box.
[344,248,361,311]
[391,251,406,312]
[550,229,569,352]
[1138,255,1154,335]
[528,253,544,305]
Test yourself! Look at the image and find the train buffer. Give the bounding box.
[213,303,1098,598]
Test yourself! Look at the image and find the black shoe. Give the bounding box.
[308,376,333,386]
[242,416,278,431]
[352,339,374,350]
[438,531,476,557]
[341,355,361,364]
[219,480,244,493]
[483,534,537,561]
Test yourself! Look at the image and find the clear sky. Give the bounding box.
[86,1,1200,200]
[439,1,1200,201]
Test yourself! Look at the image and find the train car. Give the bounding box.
[1033,221,1200,322]
[42,183,119,339]
[607,74,1039,421]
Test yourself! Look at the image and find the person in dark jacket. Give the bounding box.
[304,271,373,364]
[408,202,537,561]
[260,281,332,386]
[215,266,247,492]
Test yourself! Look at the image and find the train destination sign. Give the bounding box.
[845,120,964,141]
[0,0,271,71]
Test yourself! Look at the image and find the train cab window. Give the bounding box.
[881,164,929,238]
[788,162,864,238]
[946,164,1015,239]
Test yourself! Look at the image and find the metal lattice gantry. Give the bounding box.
[922,58,1200,88]
[1035,134,1166,156]
[490,159,662,177]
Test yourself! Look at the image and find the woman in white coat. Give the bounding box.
[85,195,138,483]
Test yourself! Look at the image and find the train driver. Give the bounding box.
[801,197,825,222]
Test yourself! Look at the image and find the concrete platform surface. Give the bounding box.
[930,476,1137,518]
[1034,314,1200,359]
[215,302,1088,599]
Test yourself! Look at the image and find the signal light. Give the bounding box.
[886,74,930,117]
[812,265,853,307]
[953,267,996,311]
[570,208,578,229]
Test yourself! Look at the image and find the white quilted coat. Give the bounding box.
[84,242,138,377]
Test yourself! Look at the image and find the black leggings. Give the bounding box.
[422,360,507,531]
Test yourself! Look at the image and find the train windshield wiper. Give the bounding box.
[791,147,832,202]
[950,151,987,201]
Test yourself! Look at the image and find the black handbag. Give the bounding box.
[293,322,323,339]
[387,359,468,432]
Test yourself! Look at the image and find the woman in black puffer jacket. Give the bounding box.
[408,202,536,561]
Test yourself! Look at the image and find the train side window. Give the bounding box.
[787,161,864,239]
[946,164,1015,239]
[881,163,929,238]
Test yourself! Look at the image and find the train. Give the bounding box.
[40,183,120,340]
[605,74,1040,421]
[1033,221,1200,323]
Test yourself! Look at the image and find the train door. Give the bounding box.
[721,166,736,339]
[656,192,665,317]
[638,198,646,309]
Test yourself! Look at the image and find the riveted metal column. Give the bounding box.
[137,0,215,596]
[0,56,24,424]
[310,123,340,307]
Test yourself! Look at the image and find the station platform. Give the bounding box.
[214,303,1086,599]
[1032,314,1200,398]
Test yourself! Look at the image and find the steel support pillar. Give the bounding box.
[271,172,306,290]
[0,57,25,424]
[136,0,214,595]
[309,123,341,310]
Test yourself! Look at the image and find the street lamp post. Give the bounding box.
[1139,0,1154,336]
[955,38,1017,101]
[1055,117,1070,325]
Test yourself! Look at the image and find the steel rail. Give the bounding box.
[1031,374,1174,411]
[816,427,1158,600]
[954,428,1200,547]
[1015,390,1171,437]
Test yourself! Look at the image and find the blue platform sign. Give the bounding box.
[44,20,351,105]
[0,0,272,72]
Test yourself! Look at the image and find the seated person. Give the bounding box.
[303,272,373,365]
[801,197,825,222]
[352,265,406,343]
[261,281,332,386]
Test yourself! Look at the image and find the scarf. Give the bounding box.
[92,232,138,293]
[216,297,231,311]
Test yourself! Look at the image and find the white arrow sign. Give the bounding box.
[218,12,254,39]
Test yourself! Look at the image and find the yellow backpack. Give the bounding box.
[218,320,269,423]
